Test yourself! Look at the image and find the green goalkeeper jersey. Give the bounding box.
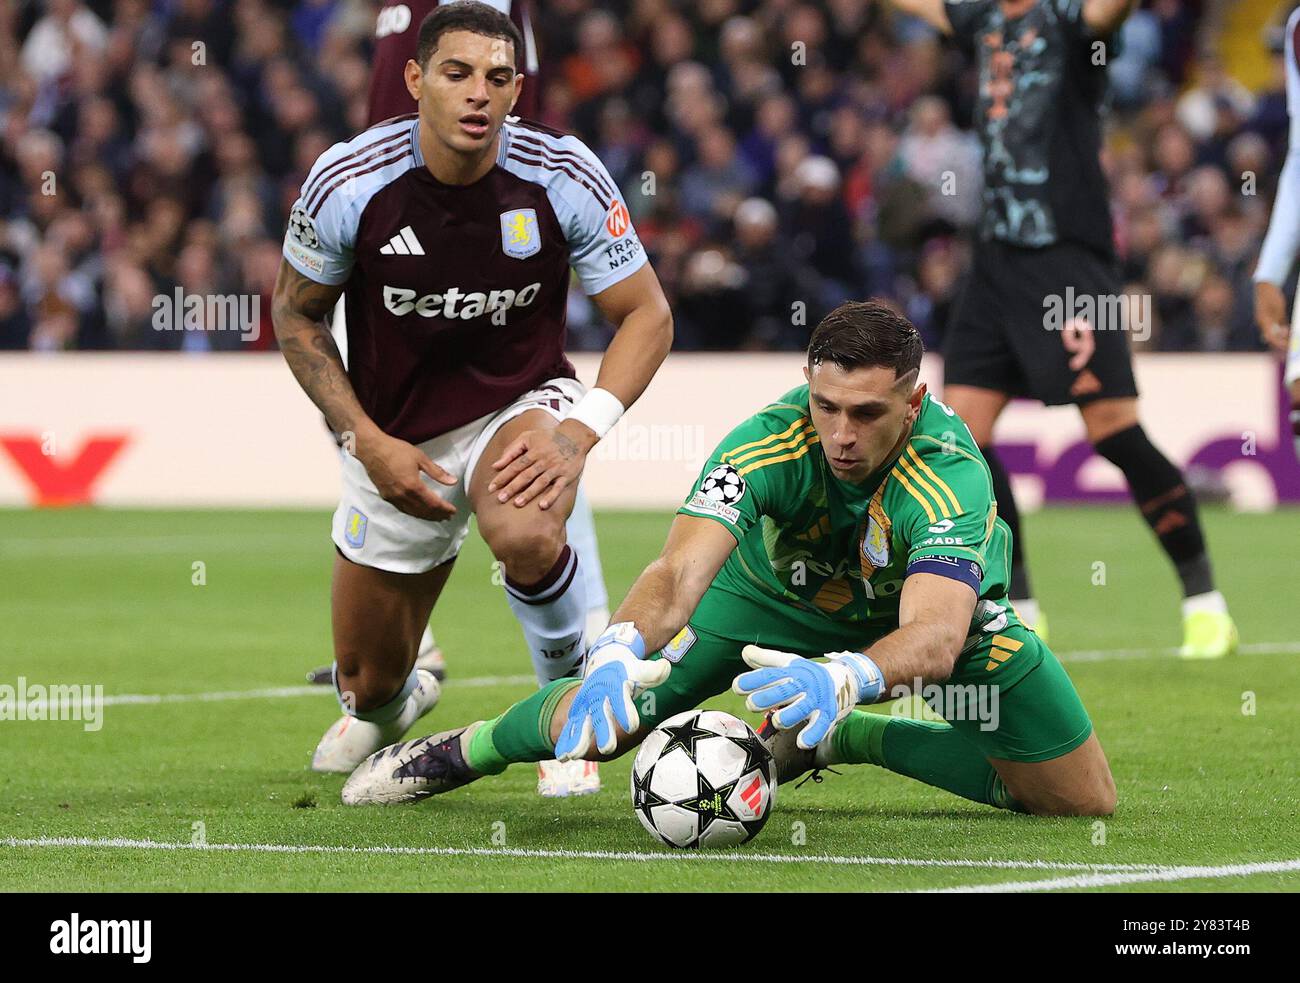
[676,385,1033,683]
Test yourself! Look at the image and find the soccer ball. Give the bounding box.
[630,709,777,849]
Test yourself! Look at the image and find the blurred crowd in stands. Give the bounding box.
[0,0,1294,354]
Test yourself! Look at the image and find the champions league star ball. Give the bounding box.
[700,464,745,505]
[631,710,777,849]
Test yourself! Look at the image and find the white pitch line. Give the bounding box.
[1,533,329,557]
[922,858,1300,893]
[1057,641,1300,663]
[10,641,1298,713]
[18,675,538,712]
[0,836,1169,872]
[16,639,1298,713]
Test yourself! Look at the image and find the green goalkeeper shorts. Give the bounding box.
[934,633,1094,763]
[642,596,1092,764]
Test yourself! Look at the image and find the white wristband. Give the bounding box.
[565,387,625,439]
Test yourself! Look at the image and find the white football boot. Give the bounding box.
[537,758,601,797]
[311,668,441,773]
[342,723,485,805]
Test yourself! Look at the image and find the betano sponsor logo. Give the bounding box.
[382,282,542,320]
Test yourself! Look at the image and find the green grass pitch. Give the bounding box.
[2,506,1298,892]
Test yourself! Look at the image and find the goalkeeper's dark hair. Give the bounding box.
[807,300,924,385]
[415,1,524,71]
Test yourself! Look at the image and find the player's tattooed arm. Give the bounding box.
[272,260,458,520]
[271,261,365,437]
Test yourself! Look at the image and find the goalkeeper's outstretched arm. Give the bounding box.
[607,515,739,654]
[860,571,978,686]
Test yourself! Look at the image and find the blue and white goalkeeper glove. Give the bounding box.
[555,623,671,761]
[732,645,885,750]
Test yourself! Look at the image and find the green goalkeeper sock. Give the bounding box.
[826,711,1025,812]
[465,678,582,775]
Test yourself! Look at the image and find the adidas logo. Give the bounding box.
[380,226,425,256]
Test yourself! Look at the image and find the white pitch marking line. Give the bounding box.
[19,675,538,712]
[18,640,1298,713]
[1,533,330,557]
[0,836,1170,872]
[1057,641,1300,663]
[921,858,1300,893]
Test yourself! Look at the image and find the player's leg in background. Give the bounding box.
[312,553,450,772]
[1287,306,1300,459]
[567,483,612,641]
[1290,377,1300,461]
[1079,395,1235,658]
[940,384,1046,631]
[531,483,611,795]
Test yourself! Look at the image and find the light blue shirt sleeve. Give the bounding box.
[281,147,361,286]
[1256,9,1300,287]
[558,140,648,296]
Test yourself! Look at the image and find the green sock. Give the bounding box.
[828,710,1024,812]
[465,678,581,775]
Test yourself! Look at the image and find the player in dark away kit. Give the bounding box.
[879,0,1236,658]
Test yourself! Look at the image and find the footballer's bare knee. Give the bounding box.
[1080,396,1140,444]
[1019,776,1116,817]
[334,655,412,713]
[479,512,567,584]
[941,385,1009,446]
[994,734,1116,817]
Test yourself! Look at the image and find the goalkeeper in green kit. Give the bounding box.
[343,301,1116,816]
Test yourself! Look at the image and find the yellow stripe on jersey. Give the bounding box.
[896,453,951,520]
[905,445,962,515]
[889,465,938,523]
[728,426,818,470]
[721,417,811,465]
[737,432,820,476]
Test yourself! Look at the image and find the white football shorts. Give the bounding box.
[332,376,586,573]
